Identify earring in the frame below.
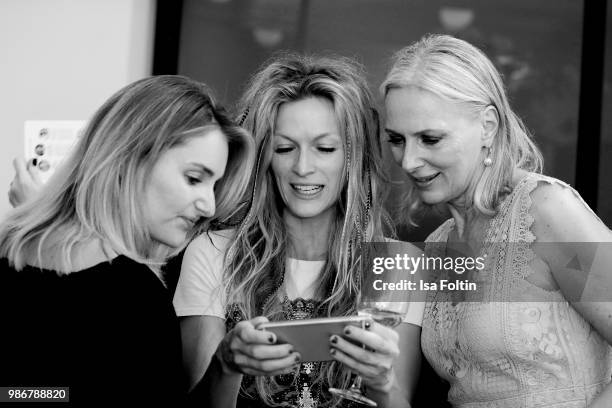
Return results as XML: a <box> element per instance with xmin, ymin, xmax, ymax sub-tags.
<box><xmin>483</xmin><ymin>147</ymin><xmax>493</xmax><ymax>167</ymax></box>
<box><xmin>238</xmin><ymin>107</ymin><xmax>250</xmax><ymax>126</ymax></box>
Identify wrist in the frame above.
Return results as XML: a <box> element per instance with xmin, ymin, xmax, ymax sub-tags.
<box><xmin>364</xmin><ymin>371</ymin><xmax>395</xmax><ymax>397</ymax></box>
<box><xmin>215</xmin><ymin>339</ymin><xmax>243</xmax><ymax>376</ymax></box>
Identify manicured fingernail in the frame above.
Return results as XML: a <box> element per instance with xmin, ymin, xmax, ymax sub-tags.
<box><xmin>330</xmin><ymin>335</ymin><xmax>338</xmax><ymax>344</ymax></box>
<box><xmin>344</xmin><ymin>327</ymin><xmax>351</xmax><ymax>335</ymax></box>
<box><xmin>294</xmin><ymin>354</ymin><xmax>301</xmax><ymax>363</ymax></box>
<box><xmin>330</xmin><ymin>348</ymin><xmax>336</xmax><ymax>356</ymax></box>
<box><xmin>268</xmin><ymin>335</ymin><xmax>275</xmax><ymax>344</ymax></box>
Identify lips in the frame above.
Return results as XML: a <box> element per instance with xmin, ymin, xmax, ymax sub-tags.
<box><xmin>291</xmin><ymin>184</ymin><xmax>324</xmax><ymax>196</ymax></box>
<box><xmin>411</xmin><ymin>173</ymin><xmax>440</xmax><ymax>187</ymax></box>
<box><xmin>179</xmin><ymin>216</ymin><xmax>198</xmax><ymax>229</ymax></box>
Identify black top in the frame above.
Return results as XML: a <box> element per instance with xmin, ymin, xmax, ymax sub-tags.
<box><xmin>0</xmin><ymin>256</ymin><xmax>186</xmax><ymax>405</ymax></box>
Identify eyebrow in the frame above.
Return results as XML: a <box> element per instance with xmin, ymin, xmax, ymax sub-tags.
<box><xmin>188</xmin><ymin>162</ymin><xmax>216</xmax><ymax>178</ymax></box>
<box><xmin>383</xmin><ymin>128</ymin><xmax>403</xmax><ymax>136</ymax></box>
<box><xmin>384</xmin><ymin>128</ymin><xmax>446</xmax><ymax>137</ymax></box>
<box><xmin>274</xmin><ymin>132</ymin><xmax>340</xmax><ymax>143</ymax></box>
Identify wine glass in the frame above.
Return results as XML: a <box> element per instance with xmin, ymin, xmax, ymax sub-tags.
<box><xmin>328</xmin><ymin>251</ymin><xmax>413</xmax><ymax>406</ymax></box>
<box><xmin>328</xmin><ymin>301</ymin><xmax>409</xmax><ymax>406</ymax></box>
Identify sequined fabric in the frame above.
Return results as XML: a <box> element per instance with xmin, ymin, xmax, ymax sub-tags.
<box><xmin>421</xmin><ymin>173</ymin><xmax>612</xmax><ymax>407</ymax></box>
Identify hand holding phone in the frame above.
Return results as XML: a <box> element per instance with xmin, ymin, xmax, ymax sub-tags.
<box><xmin>217</xmin><ymin>316</ymin><xmax>300</xmax><ymax>377</ymax></box>
<box><xmin>257</xmin><ymin>316</ymin><xmax>370</xmax><ymax>362</ymax></box>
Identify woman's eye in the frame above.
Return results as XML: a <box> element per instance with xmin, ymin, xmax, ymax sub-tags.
<box><xmin>421</xmin><ymin>136</ymin><xmax>440</xmax><ymax>145</ymax></box>
<box><xmin>386</xmin><ymin>136</ymin><xmax>405</xmax><ymax>146</ymax></box>
<box><xmin>274</xmin><ymin>146</ymin><xmax>294</xmax><ymax>154</ymax></box>
<box><xmin>185</xmin><ymin>175</ymin><xmax>202</xmax><ymax>185</ymax></box>
<box><xmin>318</xmin><ymin>146</ymin><xmax>337</xmax><ymax>153</ymax></box>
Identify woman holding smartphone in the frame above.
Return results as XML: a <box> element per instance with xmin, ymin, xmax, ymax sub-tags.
<box><xmin>174</xmin><ymin>54</ymin><xmax>423</xmax><ymax>407</ymax></box>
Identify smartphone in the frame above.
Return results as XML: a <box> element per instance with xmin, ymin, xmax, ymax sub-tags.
<box><xmin>257</xmin><ymin>316</ymin><xmax>369</xmax><ymax>362</ymax></box>
<box><xmin>24</xmin><ymin>120</ymin><xmax>86</xmax><ymax>183</ymax></box>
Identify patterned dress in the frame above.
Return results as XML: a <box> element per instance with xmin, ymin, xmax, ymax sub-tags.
<box><xmin>421</xmin><ymin>173</ymin><xmax>612</xmax><ymax>407</ymax></box>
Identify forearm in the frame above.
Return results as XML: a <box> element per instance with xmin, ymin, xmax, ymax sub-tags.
<box><xmin>588</xmin><ymin>382</ymin><xmax>612</xmax><ymax>408</ymax></box>
<box><xmin>188</xmin><ymin>351</ymin><xmax>243</xmax><ymax>407</ymax></box>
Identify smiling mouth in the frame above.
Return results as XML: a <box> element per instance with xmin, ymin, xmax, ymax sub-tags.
<box><xmin>412</xmin><ymin>173</ymin><xmax>440</xmax><ymax>187</ymax></box>
<box><xmin>291</xmin><ymin>184</ymin><xmax>324</xmax><ymax>196</ymax></box>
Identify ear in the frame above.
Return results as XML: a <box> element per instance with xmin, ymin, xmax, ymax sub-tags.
<box><xmin>481</xmin><ymin>105</ymin><xmax>499</xmax><ymax>147</ymax></box>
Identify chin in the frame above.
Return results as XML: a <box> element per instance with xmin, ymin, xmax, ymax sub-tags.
<box><xmin>288</xmin><ymin>205</ymin><xmax>329</xmax><ymax>220</ymax></box>
<box><xmin>152</xmin><ymin>231</ymin><xmax>188</xmax><ymax>249</ymax></box>
<box><xmin>418</xmin><ymin>192</ymin><xmax>447</xmax><ymax>206</ymax></box>
<box><xmin>293</xmin><ymin>210</ymin><xmax>322</xmax><ymax>219</ymax></box>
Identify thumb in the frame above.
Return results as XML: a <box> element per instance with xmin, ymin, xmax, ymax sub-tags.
<box><xmin>12</xmin><ymin>157</ymin><xmax>28</xmax><ymax>179</ymax></box>
<box><xmin>251</xmin><ymin>316</ymin><xmax>270</xmax><ymax>329</ymax></box>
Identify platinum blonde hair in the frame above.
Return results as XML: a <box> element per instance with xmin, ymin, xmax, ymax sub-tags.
<box><xmin>225</xmin><ymin>53</ymin><xmax>390</xmax><ymax>406</ymax></box>
<box><xmin>0</xmin><ymin>75</ymin><xmax>254</xmax><ymax>279</ymax></box>
<box><xmin>381</xmin><ymin>34</ymin><xmax>542</xmax><ymax>223</ymax></box>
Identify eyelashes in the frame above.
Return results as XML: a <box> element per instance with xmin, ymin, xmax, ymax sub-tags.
<box><xmin>274</xmin><ymin>146</ymin><xmax>338</xmax><ymax>154</ymax></box>
<box><xmin>421</xmin><ymin>136</ymin><xmax>441</xmax><ymax>145</ymax></box>
<box><xmin>386</xmin><ymin>136</ymin><xmax>405</xmax><ymax>146</ymax></box>
<box><xmin>186</xmin><ymin>176</ymin><xmax>201</xmax><ymax>185</ymax></box>
<box><xmin>274</xmin><ymin>147</ymin><xmax>293</xmax><ymax>154</ymax></box>
<box><xmin>385</xmin><ymin>135</ymin><xmax>441</xmax><ymax>146</ymax></box>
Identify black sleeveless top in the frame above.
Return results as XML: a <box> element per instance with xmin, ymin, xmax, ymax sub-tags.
<box><xmin>0</xmin><ymin>256</ymin><xmax>186</xmax><ymax>405</ymax></box>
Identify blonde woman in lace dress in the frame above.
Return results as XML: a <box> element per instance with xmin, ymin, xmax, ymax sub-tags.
<box><xmin>174</xmin><ymin>54</ymin><xmax>424</xmax><ymax>407</ymax></box>
<box><xmin>381</xmin><ymin>34</ymin><xmax>612</xmax><ymax>407</ymax></box>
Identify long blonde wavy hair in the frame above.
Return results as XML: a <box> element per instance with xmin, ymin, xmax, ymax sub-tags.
<box><xmin>381</xmin><ymin>34</ymin><xmax>543</xmax><ymax>225</ymax></box>
<box><xmin>223</xmin><ymin>54</ymin><xmax>391</xmax><ymax>406</ymax></box>
<box><xmin>0</xmin><ymin>75</ymin><xmax>254</xmax><ymax>279</ymax></box>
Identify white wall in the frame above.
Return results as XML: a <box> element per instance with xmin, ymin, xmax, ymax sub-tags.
<box><xmin>0</xmin><ymin>0</ymin><xmax>156</xmax><ymax>218</ymax></box>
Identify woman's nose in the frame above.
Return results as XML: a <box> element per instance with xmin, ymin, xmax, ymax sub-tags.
<box><xmin>401</xmin><ymin>140</ymin><xmax>425</xmax><ymax>174</ymax></box>
<box><xmin>293</xmin><ymin>150</ymin><xmax>315</xmax><ymax>176</ymax></box>
<box><xmin>195</xmin><ymin>186</ymin><xmax>215</xmax><ymax>218</ymax></box>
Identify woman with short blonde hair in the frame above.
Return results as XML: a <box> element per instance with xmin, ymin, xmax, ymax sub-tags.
<box><xmin>382</xmin><ymin>34</ymin><xmax>612</xmax><ymax>407</ymax></box>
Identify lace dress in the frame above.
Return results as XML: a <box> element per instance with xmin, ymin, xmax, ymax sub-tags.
<box><xmin>421</xmin><ymin>173</ymin><xmax>612</xmax><ymax>407</ymax></box>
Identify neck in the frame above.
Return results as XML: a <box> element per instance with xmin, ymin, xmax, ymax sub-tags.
<box><xmin>27</xmin><ymin>229</ymin><xmax>118</xmax><ymax>272</ymax></box>
<box><xmin>447</xmin><ymin>203</ymin><xmax>473</xmax><ymax>239</ymax></box>
<box><xmin>448</xmin><ymin>168</ymin><xmax>526</xmax><ymax>239</ymax></box>
<box><xmin>445</xmin><ymin>165</ymin><xmax>486</xmax><ymax>238</ymax></box>
<box><xmin>283</xmin><ymin>209</ymin><xmax>336</xmax><ymax>261</ymax></box>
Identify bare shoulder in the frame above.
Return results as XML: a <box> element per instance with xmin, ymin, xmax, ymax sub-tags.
<box><xmin>529</xmin><ymin>179</ymin><xmax>611</xmax><ymax>242</ymax></box>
